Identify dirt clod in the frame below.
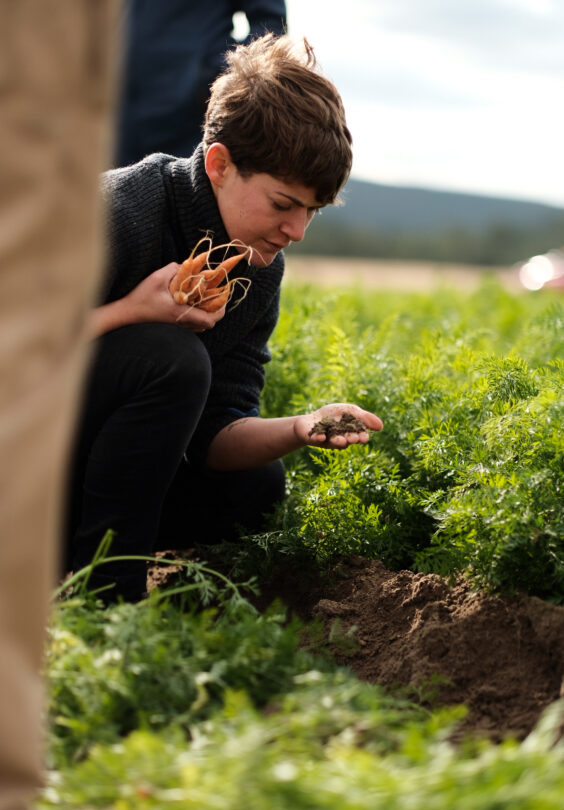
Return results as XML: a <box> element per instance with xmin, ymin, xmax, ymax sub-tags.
<box><xmin>309</xmin><ymin>411</ymin><xmax>368</xmax><ymax>438</ymax></box>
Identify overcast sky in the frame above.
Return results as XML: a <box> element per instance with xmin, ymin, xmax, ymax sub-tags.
<box><xmin>283</xmin><ymin>0</ymin><xmax>564</xmax><ymax>207</ymax></box>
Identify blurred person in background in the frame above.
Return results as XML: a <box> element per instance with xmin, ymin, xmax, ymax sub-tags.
<box><xmin>0</xmin><ymin>2</ymin><xmax>119</xmax><ymax>807</ymax></box>
<box><xmin>114</xmin><ymin>0</ymin><xmax>287</xmax><ymax>166</ymax></box>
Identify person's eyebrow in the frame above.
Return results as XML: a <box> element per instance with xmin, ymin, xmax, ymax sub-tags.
<box><xmin>276</xmin><ymin>191</ymin><xmax>322</xmax><ymax>209</ymax></box>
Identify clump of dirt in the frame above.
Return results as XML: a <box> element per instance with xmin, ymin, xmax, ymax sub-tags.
<box><xmin>312</xmin><ymin>557</ymin><xmax>564</xmax><ymax>742</ymax></box>
<box><xmin>309</xmin><ymin>411</ymin><xmax>368</xmax><ymax>438</ymax></box>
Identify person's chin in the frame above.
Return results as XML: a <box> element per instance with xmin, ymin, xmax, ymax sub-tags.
<box><xmin>250</xmin><ymin>243</ymin><xmax>281</xmax><ymax>267</ymax></box>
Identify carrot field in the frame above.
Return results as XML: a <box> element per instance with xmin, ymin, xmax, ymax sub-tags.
<box><xmin>39</xmin><ymin>267</ymin><xmax>564</xmax><ymax>809</ymax></box>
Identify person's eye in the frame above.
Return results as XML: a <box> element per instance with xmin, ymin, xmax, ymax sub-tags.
<box><xmin>272</xmin><ymin>201</ymin><xmax>290</xmax><ymax>211</ymax></box>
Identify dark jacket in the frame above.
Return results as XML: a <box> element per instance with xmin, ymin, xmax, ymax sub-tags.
<box><xmin>100</xmin><ymin>144</ymin><xmax>285</xmax><ymax>461</ymax></box>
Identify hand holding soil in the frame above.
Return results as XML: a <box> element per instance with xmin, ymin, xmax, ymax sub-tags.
<box><xmin>296</xmin><ymin>404</ymin><xmax>383</xmax><ymax>449</ymax></box>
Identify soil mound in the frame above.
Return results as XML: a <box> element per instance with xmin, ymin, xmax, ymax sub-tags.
<box><xmin>312</xmin><ymin>557</ymin><xmax>564</xmax><ymax>742</ymax></box>
<box><xmin>148</xmin><ymin>552</ymin><xmax>564</xmax><ymax>742</ymax></box>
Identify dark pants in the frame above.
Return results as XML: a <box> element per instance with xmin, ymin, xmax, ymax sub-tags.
<box><xmin>64</xmin><ymin>323</ymin><xmax>285</xmax><ymax>601</ymax></box>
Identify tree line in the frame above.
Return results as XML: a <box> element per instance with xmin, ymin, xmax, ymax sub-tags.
<box><xmin>288</xmin><ymin>215</ymin><xmax>564</xmax><ymax>266</ymax></box>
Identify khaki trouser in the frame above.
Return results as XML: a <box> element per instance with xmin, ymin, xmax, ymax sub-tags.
<box><xmin>0</xmin><ymin>2</ymin><xmax>119</xmax><ymax>807</ymax></box>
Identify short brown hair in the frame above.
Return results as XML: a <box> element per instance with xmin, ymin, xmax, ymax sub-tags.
<box><xmin>203</xmin><ymin>35</ymin><xmax>352</xmax><ymax>205</ymax></box>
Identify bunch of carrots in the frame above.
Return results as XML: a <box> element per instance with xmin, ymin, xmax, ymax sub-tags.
<box><xmin>169</xmin><ymin>238</ymin><xmax>251</xmax><ymax>312</ymax></box>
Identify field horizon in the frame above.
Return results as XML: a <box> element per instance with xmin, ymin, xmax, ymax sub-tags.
<box><xmin>284</xmin><ymin>254</ymin><xmax>522</xmax><ymax>293</ymax></box>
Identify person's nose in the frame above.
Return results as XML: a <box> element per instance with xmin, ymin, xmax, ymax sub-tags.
<box><xmin>280</xmin><ymin>209</ymin><xmax>311</xmax><ymax>243</ymax></box>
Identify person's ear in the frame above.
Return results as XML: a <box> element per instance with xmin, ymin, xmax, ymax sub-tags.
<box><xmin>205</xmin><ymin>143</ymin><xmax>233</xmax><ymax>188</ymax></box>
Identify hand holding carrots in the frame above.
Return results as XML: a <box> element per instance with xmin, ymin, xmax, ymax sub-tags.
<box><xmin>105</xmin><ymin>237</ymin><xmax>252</xmax><ymax>338</ymax></box>
<box><xmin>119</xmin><ymin>264</ymin><xmax>225</xmax><ymax>332</ymax></box>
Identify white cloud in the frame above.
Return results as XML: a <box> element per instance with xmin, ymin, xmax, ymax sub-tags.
<box><xmin>285</xmin><ymin>0</ymin><xmax>564</xmax><ymax>206</ymax></box>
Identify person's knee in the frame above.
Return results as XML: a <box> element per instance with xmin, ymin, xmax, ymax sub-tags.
<box><xmin>168</xmin><ymin>334</ymin><xmax>211</xmax><ymax>408</ymax></box>
<box><xmin>146</xmin><ymin>324</ymin><xmax>211</xmax><ymax>396</ymax></box>
<box><xmin>105</xmin><ymin>323</ymin><xmax>212</xmax><ymax>405</ymax></box>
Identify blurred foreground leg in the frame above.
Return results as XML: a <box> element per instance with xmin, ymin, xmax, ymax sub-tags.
<box><xmin>0</xmin><ymin>1</ymin><xmax>119</xmax><ymax>807</ymax></box>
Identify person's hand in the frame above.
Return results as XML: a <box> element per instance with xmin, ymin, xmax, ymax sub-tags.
<box><xmin>122</xmin><ymin>263</ymin><xmax>226</xmax><ymax>332</ymax></box>
<box><xmin>294</xmin><ymin>403</ymin><xmax>383</xmax><ymax>449</ymax></box>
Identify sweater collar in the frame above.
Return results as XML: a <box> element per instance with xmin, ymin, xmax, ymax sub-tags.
<box><xmin>166</xmin><ymin>143</ymin><xmax>231</xmax><ymax>260</ymax></box>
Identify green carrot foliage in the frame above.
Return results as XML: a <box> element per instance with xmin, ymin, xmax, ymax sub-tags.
<box><xmin>263</xmin><ymin>281</ymin><xmax>563</xmax><ymax>601</ymax></box>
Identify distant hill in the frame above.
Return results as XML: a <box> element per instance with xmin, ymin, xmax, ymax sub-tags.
<box><xmin>331</xmin><ymin>179</ymin><xmax>563</xmax><ymax>233</ymax></box>
<box><xmin>288</xmin><ymin>178</ymin><xmax>564</xmax><ymax>266</ymax></box>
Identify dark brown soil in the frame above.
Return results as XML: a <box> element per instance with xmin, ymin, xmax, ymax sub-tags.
<box><xmin>309</xmin><ymin>411</ymin><xmax>368</xmax><ymax>438</ymax></box>
<box><xmin>311</xmin><ymin>557</ymin><xmax>564</xmax><ymax>742</ymax></box>
<box><xmin>148</xmin><ymin>554</ymin><xmax>564</xmax><ymax>743</ymax></box>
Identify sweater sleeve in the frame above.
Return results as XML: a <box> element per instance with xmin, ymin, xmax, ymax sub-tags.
<box><xmin>186</xmin><ymin>284</ymin><xmax>280</xmax><ymax>465</ymax></box>
<box><xmin>98</xmin><ymin>155</ymin><xmax>174</xmax><ymax>304</ymax></box>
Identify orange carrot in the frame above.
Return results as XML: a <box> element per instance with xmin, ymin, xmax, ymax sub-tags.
<box><xmin>198</xmin><ymin>286</ymin><xmax>231</xmax><ymax>312</ymax></box>
<box><xmin>169</xmin><ymin>250</ymin><xmax>209</xmax><ymax>298</ymax></box>
<box><xmin>174</xmin><ymin>274</ymin><xmax>207</xmax><ymax>305</ymax></box>
<box><xmin>170</xmin><ymin>240</ymin><xmax>251</xmax><ymax>309</ymax></box>
<box><xmin>201</xmin><ymin>266</ymin><xmax>229</xmax><ymax>289</ymax></box>
<box><xmin>212</xmin><ymin>250</ymin><xmax>249</xmax><ymax>277</ymax></box>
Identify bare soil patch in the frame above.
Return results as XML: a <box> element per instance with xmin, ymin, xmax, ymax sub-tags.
<box><xmin>148</xmin><ymin>553</ymin><xmax>564</xmax><ymax>743</ymax></box>
<box><xmin>312</xmin><ymin>557</ymin><xmax>564</xmax><ymax>743</ymax></box>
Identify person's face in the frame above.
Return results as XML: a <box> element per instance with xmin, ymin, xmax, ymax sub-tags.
<box><xmin>205</xmin><ymin>143</ymin><xmax>324</xmax><ymax>267</ymax></box>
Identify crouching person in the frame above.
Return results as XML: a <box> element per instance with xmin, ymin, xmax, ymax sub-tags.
<box><xmin>65</xmin><ymin>34</ymin><xmax>383</xmax><ymax>601</ymax></box>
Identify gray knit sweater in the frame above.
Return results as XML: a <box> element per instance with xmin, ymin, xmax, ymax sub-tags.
<box><xmin>99</xmin><ymin>144</ymin><xmax>285</xmax><ymax>463</ymax></box>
